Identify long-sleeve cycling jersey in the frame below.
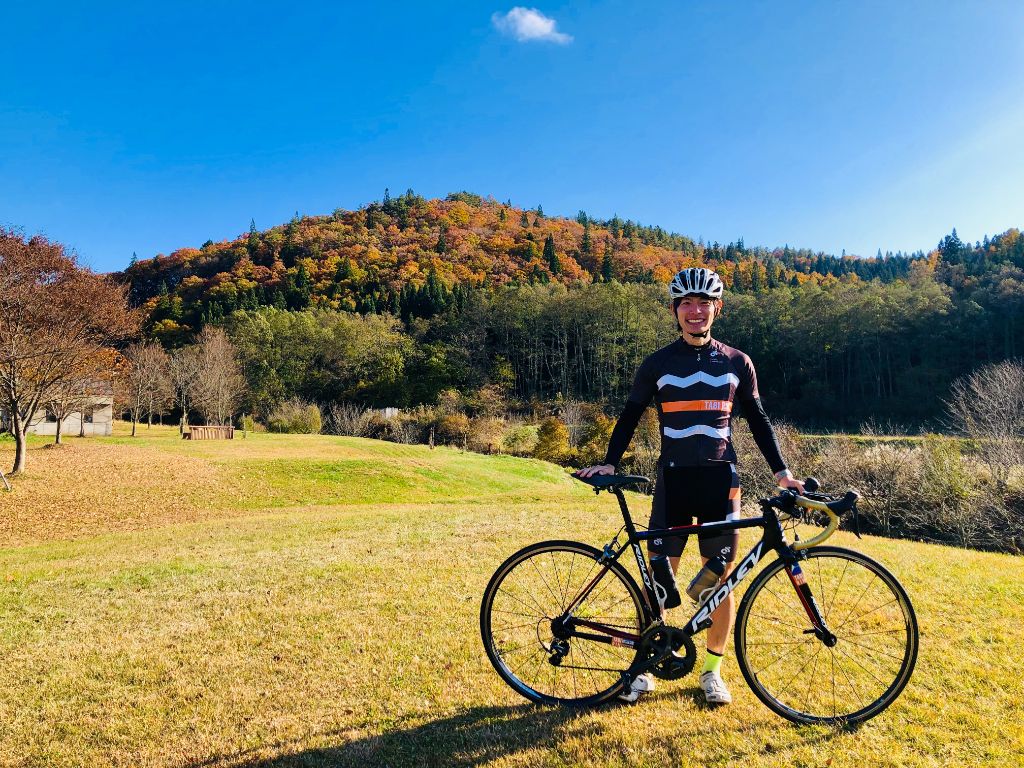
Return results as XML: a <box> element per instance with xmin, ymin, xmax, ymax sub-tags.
<box><xmin>603</xmin><ymin>337</ymin><xmax>787</xmax><ymax>474</ymax></box>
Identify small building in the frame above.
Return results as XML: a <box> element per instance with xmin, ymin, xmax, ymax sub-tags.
<box><xmin>0</xmin><ymin>382</ymin><xmax>114</xmax><ymax>437</ymax></box>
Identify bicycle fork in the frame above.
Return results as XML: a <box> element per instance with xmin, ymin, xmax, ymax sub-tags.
<box><xmin>785</xmin><ymin>560</ymin><xmax>838</xmax><ymax>647</ymax></box>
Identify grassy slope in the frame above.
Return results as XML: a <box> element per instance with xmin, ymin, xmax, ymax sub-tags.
<box><xmin>0</xmin><ymin>426</ymin><xmax>1021</xmax><ymax>767</ymax></box>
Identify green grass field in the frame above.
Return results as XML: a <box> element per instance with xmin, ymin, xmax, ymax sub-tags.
<box><xmin>0</xmin><ymin>425</ymin><xmax>1021</xmax><ymax>767</ymax></box>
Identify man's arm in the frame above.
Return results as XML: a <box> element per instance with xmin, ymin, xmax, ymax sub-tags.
<box><xmin>602</xmin><ymin>400</ymin><xmax>647</xmax><ymax>468</ymax></box>
<box><xmin>737</xmin><ymin>395</ymin><xmax>787</xmax><ymax>475</ymax></box>
<box><xmin>578</xmin><ymin>357</ymin><xmax>657</xmax><ymax>476</ymax></box>
<box><xmin>735</xmin><ymin>353</ymin><xmax>802</xmax><ymax>490</ymax></box>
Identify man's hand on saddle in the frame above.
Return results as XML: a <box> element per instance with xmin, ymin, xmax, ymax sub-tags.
<box><xmin>576</xmin><ymin>464</ymin><xmax>615</xmax><ymax>479</ymax></box>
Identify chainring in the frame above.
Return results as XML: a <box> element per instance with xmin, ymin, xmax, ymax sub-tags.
<box><xmin>638</xmin><ymin>624</ymin><xmax>696</xmax><ymax>681</ymax></box>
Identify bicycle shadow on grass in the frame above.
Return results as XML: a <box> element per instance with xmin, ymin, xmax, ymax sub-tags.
<box><xmin>191</xmin><ymin>697</ymin><xmax>850</xmax><ymax>768</ymax></box>
<box><xmin>191</xmin><ymin>703</ymin><xmax>581</xmax><ymax>768</ymax></box>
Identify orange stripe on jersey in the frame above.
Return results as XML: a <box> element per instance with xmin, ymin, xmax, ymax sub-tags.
<box><xmin>728</xmin><ymin>487</ymin><xmax>741</xmax><ymax>500</ymax></box>
<box><xmin>661</xmin><ymin>400</ymin><xmax>733</xmax><ymax>413</ymax></box>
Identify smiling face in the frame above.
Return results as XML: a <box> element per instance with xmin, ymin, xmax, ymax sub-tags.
<box><xmin>675</xmin><ymin>295</ymin><xmax>721</xmax><ymax>344</ymax></box>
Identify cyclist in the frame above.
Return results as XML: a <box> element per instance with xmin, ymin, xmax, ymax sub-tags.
<box><xmin>578</xmin><ymin>266</ymin><xmax>803</xmax><ymax>706</ymax></box>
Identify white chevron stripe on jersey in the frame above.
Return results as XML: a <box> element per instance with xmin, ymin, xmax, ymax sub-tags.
<box><xmin>656</xmin><ymin>372</ymin><xmax>739</xmax><ymax>390</ymax></box>
<box><xmin>663</xmin><ymin>425</ymin><xmax>731</xmax><ymax>440</ymax></box>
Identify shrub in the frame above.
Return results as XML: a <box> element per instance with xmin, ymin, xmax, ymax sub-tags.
<box><xmin>575</xmin><ymin>414</ymin><xmax>614</xmax><ymax>467</ymax></box>
<box><xmin>464</xmin><ymin>384</ymin><xmax>510</xmax><ymax>418</ymax></box>
<box><xmin>534</xmin><ymin>417</ymin><xmax>572</xmax><ymax>464</ymax></box>
<box><xmin>325</xmin><ymin>402</ymin><xmax>368</xmax><ymax>436</ymax></box>
<box><xmin>468</xmin><ymin>417</ymin><xmax>505</xmax><ymax>454</ymax></box>
<box><xmin>434</xmin><ymin>413</ymin><xmax>471</xmax><ymax>445</ymax></box>
<box><xmin>267</xmin><ymin>399</ymin><xmax>322</xmax><ymax>434</ymax></box>
<box><xmin>361</xmin><ymin>411</ymin><xmax>421</xmax><ymax>444</ymax></box>
<box><xmin>502</xmin><ymin>423</ymin><xmax>539</xmax><ymax>456</ymax></box>
<box><xmin>239</xmin><ymin>414</ymin><xmax>266</xmax><ymax>433</ymax></box>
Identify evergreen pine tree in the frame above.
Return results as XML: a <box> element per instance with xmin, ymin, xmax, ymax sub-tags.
<box><xmin>544</xmin><ymin>235</ymin><xmax>560</xmax><ymax>274</ymax></box>
<box><xmin>248</xmin><ymin>218</ymin><xmax>260</xmax><ymax>255</ymax></box>
<box><xmin>520</xmin><ymin>210</ymin><xmax>530</xmax><ymax>227</ymax></box>
<box><xmin>601</xmin><ymin>241</ymin><xmax>614</xmax><ymax>282</ymax></box>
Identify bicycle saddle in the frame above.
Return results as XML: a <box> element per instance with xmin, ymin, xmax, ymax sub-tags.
<box><xmin>573</xmin><ymin>473</ymin><xmax>651</xmax><ymax>491</ymax></box>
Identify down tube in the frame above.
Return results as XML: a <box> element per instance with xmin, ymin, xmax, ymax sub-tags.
<box><xmin>686</xmin><ymin>541</ymin><xmax>765</xmax><ymax>634</ymax></box>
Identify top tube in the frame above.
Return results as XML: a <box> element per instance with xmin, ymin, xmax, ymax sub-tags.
<box><xmin>573</xmin><ymin>472</ymin><xmax>858</xmax><ymax>550</ymax></box>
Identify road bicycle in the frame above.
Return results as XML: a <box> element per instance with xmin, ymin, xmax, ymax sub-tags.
<box><xmin>480</xmin><ymin>474</ymin><xmax>918</xmax><ymax>725</ymax></box>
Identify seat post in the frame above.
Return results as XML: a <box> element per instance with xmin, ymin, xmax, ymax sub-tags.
<box><xmin>613</xmin><ymin>488</ymin><xmax>640</xmax><ymax>540</ymax></box>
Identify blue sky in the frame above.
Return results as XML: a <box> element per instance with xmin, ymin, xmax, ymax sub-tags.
<box><xmin>3</xmin><ymin>1</ymin><xmax>1022</xmax><ymax>272</ymax></box>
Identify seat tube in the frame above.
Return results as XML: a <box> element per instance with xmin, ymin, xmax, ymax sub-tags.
<box><xmin>614</xmin><ymin>488</ymin><xmax>640</xmax><ymax>538</ymax></box>
<box><xmin>614</xmin><ymin>488</ymin><xmax>656</xmax><ymax>614</ymax></box>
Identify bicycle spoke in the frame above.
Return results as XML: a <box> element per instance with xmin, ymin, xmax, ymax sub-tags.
<box><xmin>833</xmin><ymin>596</ymin><xmax>899</xmax><ymax>634</ymax></box>
<box><xmin>492</xmin><ymin>619</ymin><xmax>541</xmax><ymax>633</ymax></box>
<box><xmin>833</xmin><ymin>643</ymin><xmax>889</xmax><ymax>688</ymax></box>
<box><xmin>831</xmin><ymin>646</ymin><xmax>866</xmax><ymax>706</ymax></box>
<box><xmin>497</xmin><ymin>584</ymin><xmax>551</xmax><ymax>620</ymax></box>
<box><xmin>831</xmin><ymin>574</ymin><xmax>879</xmax><ymax>635</ymax></box>
<box><xmin>748</xmin><ymin>611</ymin><xmax>809</xmax><ymax>632</ymax></box>
<box><xmin>549</xmin><ymin>551</ymin><xmax>567</xmax><ymax>607</ymax></box>
<box><xmin>750</xmin><ymin>635</ymin><xmax>815</xmax><ymax>676</ymax></box>
<box><xmin>844</xmin><ymin>627</ymin><xmax>906</xmax><ymax>638</ymax></box>
<box><xmin>530</xmin><ymin>556</ymin><xmax>565</xmax><ymax>610</ymax></box>
<box><xmin>823</xmin><ymin>558</ymin><xmax>850</xmax><ymax>624</ymax></box>
<box><xmin>801</xmin><ymin>642</ymin><xmax>824</xmax><ymax>708</ymax></box>
<box><xmin>490</xmin><ymin>607</ymin><xmax>543</xmax><ymax>619</ymax></box>
<box><xmin>839</xmin><ymin>635</ymin><xmax>907</xmax><ymax>662</ymax></box>
<box><xmin>774</xmin><ymin>643</ymin><xmax>823</xmax><ymax>699</ymax></box>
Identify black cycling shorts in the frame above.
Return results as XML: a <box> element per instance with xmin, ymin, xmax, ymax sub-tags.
<box><xmin>647</xmin><ymin>463</ymin><xmax>741</xmax><ymax>562</ymax></box>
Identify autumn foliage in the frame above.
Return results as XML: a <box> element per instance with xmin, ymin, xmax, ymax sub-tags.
<box><xmin>121</xmin><ymin>191</ymin><xmax>941</xmax><ymax>344</ymax></box>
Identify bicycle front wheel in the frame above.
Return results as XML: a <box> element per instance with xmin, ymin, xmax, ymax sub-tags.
<box><xmin>735</xmin><ymin>546</ymin><xmax>918</xmax><ymax>725</ymax></box>
<box><xmin>480</xmin><ymin>540</ymin><xmax>648</xmax><ymax>706</ymax></box>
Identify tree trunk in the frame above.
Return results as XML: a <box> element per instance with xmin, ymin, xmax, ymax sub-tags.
<box><xmin>11</xmin><ymin>414</ymin><xmax>27</xmax><ymax>474</ymax></box>
<box><xmin>55</xmin><ymin>417</ymin><xmax>63</xmax><ymax>445</ymax></box>
<box><xmin>131</xmin><ymin>417</ymin><xmax>137</xmax><ymax>437</ymax></box>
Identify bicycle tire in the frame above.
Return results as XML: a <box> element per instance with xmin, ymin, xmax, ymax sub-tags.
<box><xmin>734</xmin><ymin>546</ymin><xmax>918</xmax><ymax>725</ymax></box>
<box><xmin>480</xmin><ymin>540</ymin><xmax>649</xmax><ymax>706</ymax></box>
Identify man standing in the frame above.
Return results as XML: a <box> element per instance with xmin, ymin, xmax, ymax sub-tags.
<box><xmin>578</xmin><ymin>267</ymin><xmax>803</xmax><ymax>705</ymax></box>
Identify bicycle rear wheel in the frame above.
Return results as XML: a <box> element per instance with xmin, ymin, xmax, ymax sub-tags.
<box><xmin>735</xmin><ymin>546</ymin><xmax>918</xmax><ymax>725</ymax></box>
<box><xmin>480</xmin><ymin>540</ymin><xmax>648</xmax><ymax>706</ymax></box>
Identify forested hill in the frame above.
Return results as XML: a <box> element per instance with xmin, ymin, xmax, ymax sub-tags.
<box><xmin>122</xmin><ymin>190</ymin><xmax>929</xmax><ymax>338</ymax></box>
<box><xmin>120</xmin><ymin>191</ymin><xmax>1024</xmax><ymax>427</ymax></box>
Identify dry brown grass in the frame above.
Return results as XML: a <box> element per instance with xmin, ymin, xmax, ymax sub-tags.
<box><xmin>0</xmin><ymin>424</ymin><xmax>1021</xmax><ymax>767</ymax></box>
<box><xmin>0</xmin><ymin>427</ymin><xmax>244</xmax><ymax>545</ymax></box>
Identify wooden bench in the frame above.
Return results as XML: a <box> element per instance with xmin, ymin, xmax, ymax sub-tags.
<box><xmin>183</xmin><ymin>425</ymin><xmax>234</xmax><ymax>440</ymax></box>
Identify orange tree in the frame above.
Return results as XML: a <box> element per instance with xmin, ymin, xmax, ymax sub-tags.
<box><xmin>0</xmin><ymin>229</ymin><xmax>137</xmax><ymax>474</ymax></box>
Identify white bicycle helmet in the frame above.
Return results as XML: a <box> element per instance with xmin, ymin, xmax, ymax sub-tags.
<box><xmin>668</xmin><ymin>267</ymin><xmax>724</xmax><ymax>299</ymax></box>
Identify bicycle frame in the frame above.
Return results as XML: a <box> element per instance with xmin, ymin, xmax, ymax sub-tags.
<box><xmin>558</xmin><ymin>487</ymin><xmax>835</xmax><ymax>652</ymax></box>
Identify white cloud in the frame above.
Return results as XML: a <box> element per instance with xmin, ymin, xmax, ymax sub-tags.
<box><xmin>492</xmin><ymin>7</ymin><xmax>573</xmax><ymax>44</ymax></box>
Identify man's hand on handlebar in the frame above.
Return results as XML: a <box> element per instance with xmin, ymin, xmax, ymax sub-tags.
<box><xmin>775</xmin><ymin>470</ymin><xmax>805</xmax><ymax>494</ymax></box>
<box><xmin>576</xmin><ymin>464</ymin><xmax>614</xmax><ymax>479</ymax></box>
